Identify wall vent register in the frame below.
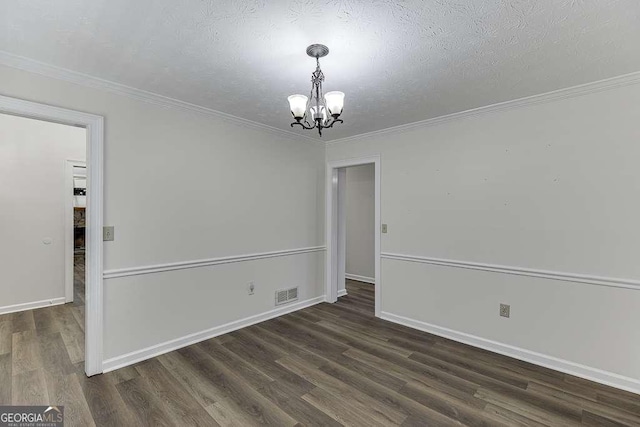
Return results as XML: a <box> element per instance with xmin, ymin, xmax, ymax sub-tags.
<box><xmin>275</xmin><ymin>287</ymin><xmax>299</xmax><ymax>306</ymax></box>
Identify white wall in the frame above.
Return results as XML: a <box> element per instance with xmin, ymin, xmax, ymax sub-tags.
<box><xmin>345</xmin><ymin>164</ymin><xmax>375</xmax><ymax>281</ymax></box>
<box><xmin>0</xmin><ymin>113</ymin><xmax>85</xmax><ymax>311</ymax></box>
<box><xmin>327</xmin><ymin>82</ymin><xmax>640</xmax><ymax>390</ymax></box>
<box><xmin>0</xmin><ymin>64</ymin><xmax>325</xmax><ymax>362</ymax></box>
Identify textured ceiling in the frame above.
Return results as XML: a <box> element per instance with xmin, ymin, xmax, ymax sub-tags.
<box><xmin>1</xmin><ymin>0</ymin><xmax>640</xmax><ymax>140</ymax></box>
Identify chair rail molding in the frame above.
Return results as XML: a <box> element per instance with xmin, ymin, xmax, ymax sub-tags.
<box><xmin>103</xmin><ymin>246</ymin><xmax>326</xmax><ymax>279</ymax></box>
<box><xmin>382</xmin><ymin>252</ymin><xmax>640</xmax><ymax>291</ymax></box>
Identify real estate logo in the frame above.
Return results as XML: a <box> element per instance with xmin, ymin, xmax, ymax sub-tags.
<box><xmin>0</xmin><ymin>406</ymin><xmax>64</xmax><ymax>427</ymax></box>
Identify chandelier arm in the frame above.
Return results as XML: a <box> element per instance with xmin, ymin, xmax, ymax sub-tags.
<box><xmin>324</xmin><ymin>118</ymin><xmax>344</xmax><ymax>129</ymax></box>
<box><xmin>290</xmin><ymin>121</ymin><xmax>316</xmax><ymax>130</ymax></box>
<box><xmin>304</xmin><ymin>117</ymin><xmax>317</xmax><ymax>128</ymax></box>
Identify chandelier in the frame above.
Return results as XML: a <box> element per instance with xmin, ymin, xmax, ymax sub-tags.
<box><xmin>288</xmin><ymin>44</ymin><xmax>345</xmax><ymax>137</ymax></box>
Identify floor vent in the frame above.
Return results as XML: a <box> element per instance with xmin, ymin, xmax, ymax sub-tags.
<box><xmin>275</xmin><ymin>287</ymin><xmax>299</xmax><ymax>306</ymax></box>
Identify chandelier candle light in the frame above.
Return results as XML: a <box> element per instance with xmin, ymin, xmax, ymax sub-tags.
<box><xmin>288</xmin><ymin>44</ymin><xmax>345</xmax><ymax>136</ymax></box>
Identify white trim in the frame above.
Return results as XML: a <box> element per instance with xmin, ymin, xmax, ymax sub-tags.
<box><xmin>103</xmin><ymin>246</ymin><xmax>326</xmax><ymax>279</ymax></box>
<box><xmin>326</xmin><ymin>167</ymin><xmax>339</xmax><ymax>305</ymax></box>
<box><xmin>345</xmin><ymin>273</ymin><xmax>375</xmax><ymax>284</ymax></box>
<box><xmin>326</xmin><ymin>155</ymin><xmax>381</xmax><ymax>317</ymax></box>
<box><xmin>337</xmin><ymin>168</ymin><xmax>347</xmax><ymax>297</ymax></box>
<box><xmin>103</xmin><ymin>295</ymin><xmax>325</xmax><ymax>372</ymax></box>
<box><xmin>328</xmin><ymin>71</ymin><xmax>640</xmax><ymax>145</ymax></box>
<box><xmin>65</xmin><ymin>159</ymin><xmax>86</xmax><ymax>303</ymax></box>
<box><xmin>382</xmin><ymin>252</ymin><xmax>640</xmax><ymax>291</ymax></box>
<box><xmin>0</xmin><ymin>95</ymin><xmax>105</xmax><ymax>377</ymax></box>
<box><xmin>4</xmin><ymin>51</ymin><xmax>640</xmax><ymax>147</ymax></box>
<box><xmin>381</xmin><ymin>311</ymin><xmax>640</xmax><ymax>396</ymax></box>
<box><xmin>0</xmin><ymin>298</ymin><xmax>66</xmax><ymax>316</ymax></box>
<box><xmin>337</xmin><ymin>289</ymin><xmax>348</xmax><ymax>297</ymax></box>
<box><xmin>0</xmin><ymin>50</ymin><xmax>320</xmax><ymax>145</ymax></box>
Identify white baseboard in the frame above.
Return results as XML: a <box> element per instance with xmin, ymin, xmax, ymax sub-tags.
<box><xmin>381</xmin><ymin>311</ymin><xmax>640</xmax><ymax>396</ymax></box>
<box><xmin>102</xmin><ymin>295</ymin><xmax>326</xmax><ymax>373</ymax></box>
<box><xmin>0</xmin><ymin>297</ymin><xmax>66</xmax><ymax>316</ymax></box>
<box><xmin>337</xmin><ymin>289</ymin><xmax>348</xmax><ymax>297</ymax></box>
<box><xmin>345</xmin><ymin>273</ymin><xmax>375</xmax><ymax>284</ymax></box>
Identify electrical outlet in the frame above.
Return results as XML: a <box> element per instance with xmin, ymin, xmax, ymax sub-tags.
<box><xmin>381</xmin><ymin>224</ymin><xmax>388</xmax><ymax>233</ymax></box>
<box><xmin>247</xmin><ymin>281</ymin><xmax>255</xmax><ymax>295</ymax></box>
<box><xmin>500</xmin><ymin>303</ymin><xmax>510</xmax><ymax>318</ymax></box>
<box><xmin>103</xmin><ymin>226</ymin><xmax>114</xmax><ymax>241</ymax></box>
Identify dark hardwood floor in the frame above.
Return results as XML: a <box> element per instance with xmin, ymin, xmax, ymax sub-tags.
<box><xmin>1</xmin><ymin>273</ymin><xmax>639</xmax><ymax>426</ymax></box>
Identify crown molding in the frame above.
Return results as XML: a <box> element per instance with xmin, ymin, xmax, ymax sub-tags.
<box><xmin>0</xmin><ymin>50</ymin><xmax>321</xmax><ymax>144</ymax></box>
<box><xmin>4</xmin><ymin>50</ymin><xmax>639</xmax><ymax>146</ymax></box>
<box><xmin>328</xmin><ymin>70</ymin><xmax>640</xmax><ymax>145</ymax></box>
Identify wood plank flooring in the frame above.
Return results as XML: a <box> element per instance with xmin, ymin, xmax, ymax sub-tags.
<box><xmin>1</xmin><ymin>270</ymin><xmax>639</xmax><ymax>426</ymax></box>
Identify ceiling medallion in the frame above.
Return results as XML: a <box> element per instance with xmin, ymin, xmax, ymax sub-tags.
<box><xmin>288</xmin><ymin>44</ymin><xmax>345</xmax><ymax>137</ymax></box>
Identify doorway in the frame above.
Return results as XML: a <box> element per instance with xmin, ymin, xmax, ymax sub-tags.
<box><xmin>0</xmin><ymin>95</ymin><xmax>104</xmax><ymax>376</ymax></box>
<box><xmin>325</xmin><ymin>155</ymin><xmax>381</xmax><ymax>317</ymax></box>
<box><xmin>66</xmin><ymin>160</ymin><xmax>87</xmax><ymax>304</ymax></box>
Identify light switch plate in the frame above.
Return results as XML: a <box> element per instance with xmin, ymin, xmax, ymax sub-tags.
<box><xmin>103</xmin><ymin>226</ymin><xmax>115</xmax><ymax>241</ymax></box>
<box><xmin>381</xmin><ymin>224</ymin><xmax>388</xmax><ymax>233</ymax></box>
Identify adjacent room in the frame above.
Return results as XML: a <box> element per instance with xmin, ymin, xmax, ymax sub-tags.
<box><xmin>1</xmin><ymin>1</ymin><xmax>639</xmax><ymax>425</ymax></box>
<box><xmin>338</xmin><ymin>163</ymin><xmax>376</xmax><ymax>311</ymax></box>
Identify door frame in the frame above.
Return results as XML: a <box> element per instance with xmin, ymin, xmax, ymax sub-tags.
<box><xmin>325</xmin><ymin>155</ymin><xmax>381</xmax><ymax>317</ymax></box>
<box><xmin>0</xmin><ymin>95</ymin><xmax>104</xmax><ymax>376</ymax></box>
<box><xmin>65</xmin><ymin>159</ymin><xmax>87</xmax><ymax>303</ymax></box>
